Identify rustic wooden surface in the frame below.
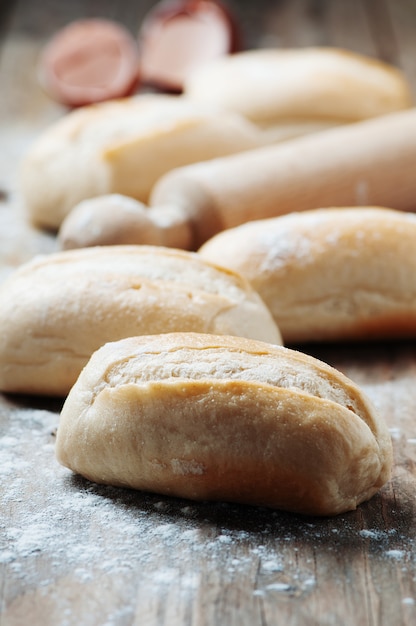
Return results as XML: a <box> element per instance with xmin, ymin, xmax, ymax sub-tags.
<box><xmin>2</xmin><ymin>1</ymin><xmax>416</xmax><ymax>624</ymax></box>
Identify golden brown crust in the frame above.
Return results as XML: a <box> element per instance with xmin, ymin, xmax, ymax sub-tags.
<box><xmin>55</xmin><ymin>332</ymin><xmax>393</xmax><ymax>516</ymax></box>
<box><xmin>0</xmin><ymin>246</ymin><xmax>281</xmax><ymax>396</ymax></box>
<box><xmin>199</xmin><ymin>206</ymin><xmax>416</xmax><ymax>342</ymax></box>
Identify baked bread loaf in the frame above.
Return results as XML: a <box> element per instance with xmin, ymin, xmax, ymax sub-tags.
<box><xmin>55</xmin><ymin>332</ymin><xmax>393</xmax><ymax>516</ymax></box>
<box><xmin>21</xmin><ymin>93</ymin><xmax>265</xmax><ymax>230</ymax></box>
<box><xmin>184</xmin><ymin>47</ymin><xmax>413</xmax><ymax>140</ymax></box>
<box><xmin>199</xmin><ymin>206</ymin><xmax>416</xmax><ymax>343</ymax></box>
<box><xmin>0</xmin><ymin>245</ymin><xmax>281</xmax><ymax>396</ymax></box>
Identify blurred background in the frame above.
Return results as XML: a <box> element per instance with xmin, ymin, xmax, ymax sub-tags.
<box><xmin>1</xmin><ymin>0</ymin><xmax>416</xmax><ymax>269</ymax></box>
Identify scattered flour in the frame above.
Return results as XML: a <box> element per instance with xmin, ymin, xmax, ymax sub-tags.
<box><xmin>385</xmin><ymin>549</ymin><xmax>406</xmax><ymax>561</ymax></box>
<box><xmin>1</xmin><ymin>400</ymin><xmax>416</xmax><ymax>620</ymax></box>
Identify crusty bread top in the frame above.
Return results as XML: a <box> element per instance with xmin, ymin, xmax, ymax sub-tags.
<box><xmin>199</xmin><ymin>206</ymin><xmax>416</xmax><ymax>293</ymax></box>
<box><xmin>199</xmin><ymin>206</ymin><xmax>416</xmax><ymax>341</ymax></box>
<box><xmin>23</xmin><ymin>93</ymin><xmax>262</xmax><ymax>161</ymax></box>
<box><xmin>8</xmin><ymin>243</ymin><xmax>265</xmax><ymax>308</ymax></box>
<box><xmin>80</xmin><ymin>332</ymin><xmax>378</xmax><ymax>433</ymax></box>
<box><xmin>0</xmin><ymin>245</ymin><xmax>280</xmax><ymax>345</ymax></box>
<box><xmin>184</xmin><ymin>47</ymin><xmax>413</xmax><ymax>129</ymax></box>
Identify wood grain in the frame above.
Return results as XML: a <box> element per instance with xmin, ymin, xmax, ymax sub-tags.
<box><xmin>2</xmin><ymin>1</ymin><xmax>416</xmax><ymax>625</ymax></box>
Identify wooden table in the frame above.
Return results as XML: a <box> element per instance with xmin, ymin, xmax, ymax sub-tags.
<box><xmin>2</xmin><ymin>1</ymin><xmax>416</xmax><ymax>624</ymax></box>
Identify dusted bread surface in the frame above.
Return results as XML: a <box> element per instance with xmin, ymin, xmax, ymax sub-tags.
<box><xmin>199</xmin><ymin>207</ymin><xmax>416</xmax><ymax>342</ymax></box>
<box><xmin>56</xmin><ymin>332</ymin><xmax>392</xmax><ymax>516</ymax></box>
<box><xmin>0</xmin><ymin>246</ymin><xmax>280</xmax><ymax>396</ymax></box>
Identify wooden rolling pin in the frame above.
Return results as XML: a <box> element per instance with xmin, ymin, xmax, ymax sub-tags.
<box><xmin>59</xmin><ymin>108</ymin><xmax>416</xmax><ymax>250</ymax></box>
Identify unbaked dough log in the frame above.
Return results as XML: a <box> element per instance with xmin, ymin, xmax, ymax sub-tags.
<box><xmin>55</xmin><ymin>332</ymin><xmax>393</xmax><ymax>516</ymax></box>
<box><xmin>199</xmin><ymin>206</ymin><xmax>416</xmax><ymax>342</ymax></box>
<box><xmin>21</xmin><ymin>93</ymin><xmax>265</xmax><ymax>230</ymax></box>
<box><xmin>0</xmin><ymin>245</ymin><xmax>281</xmax><ymax>396</ymax></box>
<box><xmin>184</xmin><ymin>47</ymin><xmax>413</xmax><ymax>140</ymax></box>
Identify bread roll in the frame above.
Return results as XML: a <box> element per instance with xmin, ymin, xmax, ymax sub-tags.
<box><xmin>0</xmin><ymin>245</ymin><xmax>281</xmax><ymax>396</ymax></box>
<box><xmin>55</xmin><ymin>332</ymin><xmax>393</xmax><ymax>516</ymax></box>
<box><xmin>21</xmin><ymin>93</ymin><xmax>265</xmax><ymax>230</ymax></box>
<box><xmin>199</xmin><ymin>206</ymin><xmax>416</xmax><ymax>343</ymax></box>
<box><xmin>184</xmin><ymin>47</ymin><xmax>413</xmax><ymax>140</ymax></box>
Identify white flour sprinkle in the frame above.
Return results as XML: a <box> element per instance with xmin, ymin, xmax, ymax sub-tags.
<box><xmin>1</xmin><ymin>398</ymin><xmax>415</xmax><ymax>621</ymax></box>
<box><xmin>265</xmin><ymin>582</ymin><xmax>292</xmax><ymax>592</ymax></box>
<box><xmin>360</xmin><ymin>529</ymin><xmax>387</xmax><ymax>540</ymax></box>
<box><xmin>385</xmin><ymin>549</ymin><xmax>406</xmax><ymax>560</ymax></box>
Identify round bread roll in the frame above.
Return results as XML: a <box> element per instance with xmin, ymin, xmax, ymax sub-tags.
<box><xmin>198</xmin><ymin>206</ymin><xmax>416</xmax><ymax>343</ymax></box>
<box><xmin>184</xmin><ymin>47</ymin><xmax>412</xmax><ymax>141</ymax></box>
<box><xmin>21</xmin><ymin>93</ymin><xmax>265</xmax><ymax>230</ymax></box>
<box><xmin>0</xmin><ymin>245</ymin><xmax>281</xmax><ymax>396</ymax></box>
<box><xmin>55</xmin><ymin>332</ymin><xmax>393</xmax><ymax>516</ymax></box>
